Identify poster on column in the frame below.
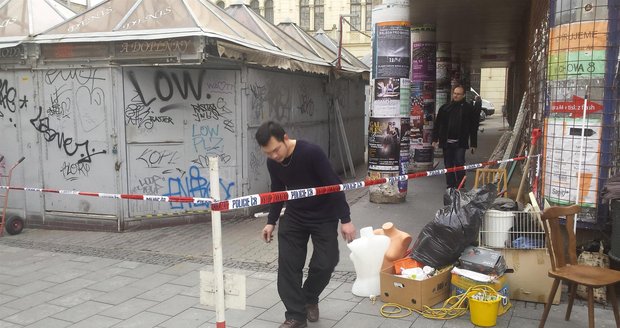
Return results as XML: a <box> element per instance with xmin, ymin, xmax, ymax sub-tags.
<box><xmin>374</xmin><ymin>22</ymin><xmax>411</xmax><ymax>78</ymax></box>
<box><xmin>373</xmin><ymin>78</ymin><xmax>411</xmax><ymax>117</ymax></box>
<box><xmin>543</xmin><ymin>117</ymin><xmax>602</xmax><ymax>209</ymax></box>
<box><xmin>409</xmin><ymin>81</ymin><xmax>435</xmax><ymax>167</ymax></box>
<box><xmin>411</xmin><ymin>42</ymin><xmax>436</xmax><ymax>81</ymax></box>
<box><xmin>398</xmin><ymin>117</ymin><xmax>411</xmax><ymax>192</ymax></box>
<box><xmin>368</xmin><ymin>117</ymin><xmax>401</xmax><ymax>171</ymax></box>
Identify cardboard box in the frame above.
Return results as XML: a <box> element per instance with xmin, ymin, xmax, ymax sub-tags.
<box><xmin>451</xmin><ymin>272</ymin><xmax>511</xmax><ymax>315</ymax></box>
<box><xmin>503</xmin><ymin>248</ymin><xmax>561</xmax><ymax>304</ymax></box>
<box><xmin>459</xmin><ymin>246</ymin><xmax>507</xmax><ymax>275</ymax></box>
<box><xmin>379</xmin><ymin>266</ymin><xmax>451</xmax><ymax>310</ymax></box>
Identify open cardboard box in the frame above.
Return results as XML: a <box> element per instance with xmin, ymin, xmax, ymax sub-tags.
<box><xmin>503</xmin><ymin>248</ymin><xmax>561</xmax><ymax>304</ymax></box>
<box><xmin>379</xmin><ymin>266</ymin><xmax>452</xmax><ymax>310</ymax></box>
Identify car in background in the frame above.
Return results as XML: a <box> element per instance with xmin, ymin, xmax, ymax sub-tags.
<box><xmin>467</xmin><ymin>88</ymin><xmax>496</xmax><ymax>116</ymax></box>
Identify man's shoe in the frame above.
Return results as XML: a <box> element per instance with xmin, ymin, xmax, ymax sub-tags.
<box><xmin>279</xmin><ymin>319</ymin><xmax>307</xmax><ymax>328</ymax></box>
<box><xmin>305</xmin><ymin>304</ymin><xmax>319</xmax><ymax>322</ymax></box>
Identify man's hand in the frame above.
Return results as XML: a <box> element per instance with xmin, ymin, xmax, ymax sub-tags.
<box><xmin>340</xmin><ymin>222</ymin><xmax>356</xmax><ymax>243</ymax></box>
<box><xmin>471</xmin><ymin>147</ymin><xmax>476</xmax><ymax>154</ymax></box>
<box><xmin>262</xmin><ymin>224</ymin><xmax>275</xmax><ymax>243</ymax></box>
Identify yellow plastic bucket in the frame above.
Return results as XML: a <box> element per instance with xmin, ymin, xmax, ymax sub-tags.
<box><xmin>468</xmin><ymin>287</ymin><xmax>501</xmax><ymax>327</ymax></box>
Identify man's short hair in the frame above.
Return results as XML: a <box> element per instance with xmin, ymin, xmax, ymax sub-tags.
<box><xmin>255</xmin><ymin>121</ymin><xmax>286</xmax><ymax>146</ymax></box>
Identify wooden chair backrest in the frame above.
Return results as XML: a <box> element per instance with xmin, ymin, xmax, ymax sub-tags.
<box><xmin>540</xmin><ymin>205</ymin><xmax>581</xmax><ymax>271</ymax></box>
<box><xmin>474</xmin><ymin>168</ymin><xmax>508</xmax><ymax>196</ymax></box>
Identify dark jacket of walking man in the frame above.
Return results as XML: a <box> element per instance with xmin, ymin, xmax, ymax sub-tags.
<box><xmin>432</xmin><ymin>85</ymin><xmax>479</xmax><ymax>188</ymax></box>
<box><xmin>255</xmin><ymin>121</ymin><xmax>356</xmax><ymax>328</ymax></box>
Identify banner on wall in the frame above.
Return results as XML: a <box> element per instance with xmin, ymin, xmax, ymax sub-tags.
<box><xmin>543</xmin><ymin>117</ymin><xmax>602</xmax><ymax>208</ymax></box>
<box><xmin>368</xmin><ymin>117</ymin><xmax>402</xmax><ymax>171</ymax></box>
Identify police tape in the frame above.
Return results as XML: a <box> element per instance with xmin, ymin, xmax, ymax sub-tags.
<box><xmin>209</xmin><ymin>155</ymin><xmax>532</xmax><ymax>211</ymax></box>
<box><xmin>0</xmin><ymin>186</ymin><xmax>214</xmax><ymax>205</ymax></box>
<box><xmin>0</xmin><ymin>155</ymin><xmax>533</xmax><ymax>212</ymax></box>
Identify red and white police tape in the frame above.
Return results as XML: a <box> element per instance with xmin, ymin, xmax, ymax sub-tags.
<box><xmin>210</xmin><ymin>155</ymin><xmax>531</xmax><ymax>211</ymax></box>
<box><xmin>0</xmin><ymin>155</ymin><xmax>534</xmax><ymax>212</ymax></box>
<box><xmin>0</xmin><ymin>186</ymin><xmax>214</xmax><ymax>205</ymax></box>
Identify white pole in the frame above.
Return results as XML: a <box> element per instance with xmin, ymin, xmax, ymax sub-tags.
<box><xmin>208</xmin><ymin>157</ymin><xmax>226</xmax><ymax>328</ymax></box>
<box><xmin>574</xmin><ymin>86</ymin><xmax>589</xmax><ymax>233</ymax></box>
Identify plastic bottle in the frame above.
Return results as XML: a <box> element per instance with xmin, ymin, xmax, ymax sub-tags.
<box><xmin>374</xmin><ymin>222</ymin><xmax>412</xmax><ymax>270</ymax></box>
<box><xmin>348</xmin><ymin>226</ymin><xmax>390</xmax><ymax>297</ymax></box>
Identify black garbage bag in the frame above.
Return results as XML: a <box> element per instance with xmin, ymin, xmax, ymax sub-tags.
<box><xmin>411</xmin><ymin>184</ymin><xmax>497</xmax><ymax>268</ymax></box>
<box><xmin>490</xmin><ymin>197</ymin><xmax>518</xmax><ymax>211</ymax></box>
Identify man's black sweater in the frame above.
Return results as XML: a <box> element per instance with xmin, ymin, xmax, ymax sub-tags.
<box><xmin>266</xmin><ymin>140</ymin><xmax>351</xmax><ymax>225</ymax></box>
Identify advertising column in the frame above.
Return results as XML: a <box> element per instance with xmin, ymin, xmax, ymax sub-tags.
<box><xmin>436</xmin><ymin>42</ymin><xmax>451</xmax><ymax>113</ymax></box>
<box><xmin>369</xmin><ymin>3</ymin><xmax>410</xmax><ymax>203</ymax></box>
<box><xmin>543</xmin><ymin>0</ymin><xmax>619</xmax><ymax>224</ymax></box>
<box><xmin>409</xmin><ymin>26</ymin><xmax>436</xmax><ymax>172</ymax></box>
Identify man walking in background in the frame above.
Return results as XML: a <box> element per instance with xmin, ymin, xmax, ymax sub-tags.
<box><xmin>432</xmin><ymin>85</ymin><xmax>479</xmax><ymax>188</ymax></box>
<box><xmin>255</xmin><ymin>121</ymin><xmax>356</xmax><ymax>328</ymax></box>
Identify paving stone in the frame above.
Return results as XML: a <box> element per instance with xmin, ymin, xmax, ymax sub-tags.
<box><xmin>207</xmin><ymin>305</ymin><xmax>266</xmax><ymax>328</ymax></box>
<box><xmin>119</xmin><ymin>265</ymin><xmax>167</xmax><ymax>279</ymax></box>
<box><xmin>0</xmin><ymin>296</ymin><xmax>15</xmax><ymax>307</ymax></box>
<box><xmin>87</xmin><ymin>276</ymin><xmax>138</xmax><ymax>293</ymax></box>
<box><xmin>110</xmin><ymin>312</ymin><xmax>170</xmax><ymax>328</ymax></box>
<box><xmin>51</xmin><ymin>301</ymin><xmax>112</xmax><ymax>323</ymax></box>
<box><xmin>0</xmin><ymin>320</ymin><xmax>23</xmax><ymax>328</ymax></box>
<box><xmin>157</xmin><ymin>307</ymin><xmax>213</xmax><ymax>328</ymax></box>
<box><xmin>49</xmin><ymin>289</ymin><xmax>106</xmax><ymax>308</ymax></box>
<box><xmin>99</xmin><ymin>299</ymin><xmax>157</xmax><ymax>320</ymax></box>
<box><xmin>23</xmin><ymin>317</ymin><xmax>72</xmax><ymax>328</ymax></box>
<box><xmin>332</xmin><ymin>312</ymin><xmax>384</xmax><ymax>328</ymax></box>
<box><xmin>0</xmin><ymin>306</ymin><xmax>19</xmax><ymax>320</ymax></box>
<box><xmin>246</xmin><ymin>282</ymin><xmax>281</xmax><ymax>309</ymax></box>
<box><xmin>3</xmin><ymin>281</ymin><xmax>56</xmax><ymax>298</ymax></box>
<box><xmin>160</xmin><ymin>263</ymin><xmax>204</xmax><ymax>277</ymax></box>
<box><xmin>94</xmin><ymin>286</ymin><xmax>149</xmax><ymax>305</ymax></box>
<box><xmin>3</xmin><ymin>291</ymin><xmax>58</xmax><ymax>310</ymax></box>
<box><xmin>136</xmin><ymin>283</ymin><xmax>190</xmax><ymax>302</ymax></box>
<box><xmin>147</xmin><ymin>295</ymin><xmax>197</xmax><ymax>316</ymax></box>
<box><xmin>65</xmin><ymin>315</ymin><xmax>120</xmax><ymax>328</ymax></box>
<box><xmin>5</xmin><ymin>303</ymin><xmax>67</xmax><ymax>326</ymax></box>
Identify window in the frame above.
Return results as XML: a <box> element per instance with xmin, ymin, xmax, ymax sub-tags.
<box><xmin>350</xmin><ymin>0</ymin><xmax>361</xmax><ymax>30</ymax></box>
<box><xmin>216</xmin><ymin>1</ymin><xmax>225</xmax><ymax>9</ymax></box>
<box><xmin>250</xmin><ymin>0</ymin><xmax>260</xmax><ymax>14</ymax></box>
<box><xmin>313</xmin><ymin>0</ymin><xmax>324</xmax><ymax>31</ymax></box>
<box><xmin>265</xmin><ymin>0</ymin><xmax>274</xmax><ymax>23</ymax></box>
<box><xmin>300</xmin><ymin>0</ymin><xmax>310</xmax><ymax>30</ymax></box>
<box><xmin>365</xmin><ymin>2</ymin><xmax>372</xmax><ymax>31</ymax></box>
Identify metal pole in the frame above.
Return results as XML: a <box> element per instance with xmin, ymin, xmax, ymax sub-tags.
<box><xmin>336</xmin><ymin>15</ymin><xmax>344</xmax><ymax>70</ymax></box>
<box><xmin>208</xmin><ymin>157</ymin><xmax>226</xmax><ymax>328</ymax></box>
<box><xmin>574</xmin><ymin>86</ymin><xmax>589</xmax><ymax>233</ymax></box>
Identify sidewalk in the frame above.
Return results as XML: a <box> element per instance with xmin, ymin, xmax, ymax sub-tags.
<box><xmin>0</xmin><ymin>114</ymin><xmax>618</xmax><ymax>327</ymax></box>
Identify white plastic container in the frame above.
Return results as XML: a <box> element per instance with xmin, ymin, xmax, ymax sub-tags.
<box><xmin>483</xmin><ymin>210</ymin><xmax>514</xmax><ymax>248</ymax></box>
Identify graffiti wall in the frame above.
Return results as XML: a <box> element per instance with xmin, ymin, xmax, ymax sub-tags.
<box><xmin>0</xmin><ymin>71</ymin><xmax>32</xmax><ymax>213</ymax></box>
<box><xmin>123</xmin><ymin>67</ymin><xmax>239</xmax><ymax>216</ymax></box>
<box><xmin>245</xmin><ymin>68</ymin><xmax>365</xmax><ymax>196</ymax></box>
<box><xmin>38</xmin><ymin>68</ymin><xmax>117</xmax><ymax>215</ymax></box>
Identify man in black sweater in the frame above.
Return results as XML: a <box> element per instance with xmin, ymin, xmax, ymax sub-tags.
<box><xmin>432</xmin><ymin>85</ymin><xmax>479</xmax><ymax>189</ymax></box>
<box><xmin>255</xmin><ymin>121</ymin><xmax>356</xmax><ymax>328</ymax></box>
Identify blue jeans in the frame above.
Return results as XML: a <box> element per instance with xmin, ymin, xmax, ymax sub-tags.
<box><xmin>443</xmin><ymin>143</ymin><xmax>466</xmax><ymax>188</ymax></box>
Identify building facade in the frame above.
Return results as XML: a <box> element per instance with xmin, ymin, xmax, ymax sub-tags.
<box><xmin>213</xmin><ymin>0</ymin><xmax>375</xmax><ymax>58</ymax></box>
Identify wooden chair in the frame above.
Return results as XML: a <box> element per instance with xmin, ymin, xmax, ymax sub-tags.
<box><xmin>538</xmin><ymin>205</ymin><xmax>620</xmax><ymax>328</ymax></box>
<box><xmin>473</xmin><ymin>168</ymin><xmax>508</xmax><ymax>196</ymax></box>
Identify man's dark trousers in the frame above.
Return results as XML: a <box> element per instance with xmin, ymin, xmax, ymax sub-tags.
<box><xmin>443</xmin><ymin>143</ymin><xmax>466</xmax><ymax>188</ymax></box>
<box><xmin>277</xmin><ymin>214</ymin><xmax>339</xmax><ymax>321</ymax></box>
